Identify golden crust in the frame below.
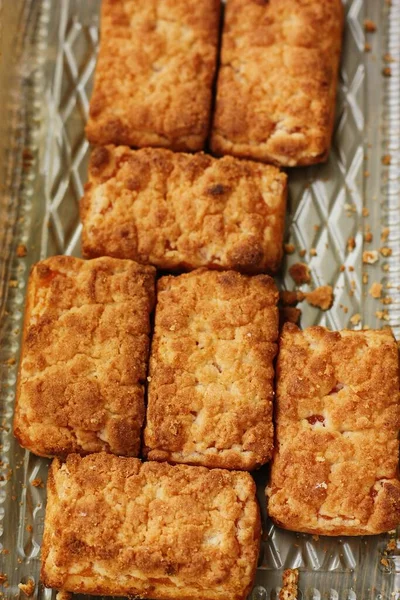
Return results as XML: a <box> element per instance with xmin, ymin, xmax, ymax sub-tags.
<box><xmin>267</xmin><ymin>324</ymin><xmax>400</xmax><ymax>535</ymax></box>
<box><xmin>144</xmin><ymin>269</ymin><xmax>279</xmax><ymax>470</ymax></box>
<box><xmin>86</xmin><ymin>0</ymin><xmax>220</xmax><ymax>151</ymax></box>
<box><xmin>211</xmin><ymin>0</ymin><xmax>343</xmax><ymax>166</ymax></box>
<box><xmin>14</xmin><ymin>256</ymin><xmax>155</xmax><ymax>458</ymax></box>
<box><xmin>81</xmin><ymin>146</ymin><xmax>287</xmax><ymax>274</ymax></box>
<box><xmin>41</xmin><ymin>453</ymin><xmax>261</xmax><ymax>600</ymax></box>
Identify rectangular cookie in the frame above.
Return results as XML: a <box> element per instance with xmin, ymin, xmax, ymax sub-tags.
<box><xmin>211</xmin><ymin>0</ymin><xmax>343</xmax><ymax>166</ymax></box>
<box><xmin>41</xmin><ymin>453</ymin><xmax>261</xmax><ymax>600</ymax></box>
<box><xmin>14</xmin><ymin>256</ymin><xmax>155</xmax><ymax>457</ymax></box>
<box><xmin>144</xmin><ymin>269</ymin><xmax>279</xmax><ymax>470</ymax></box>
<box><xmin>81</xmin><ymin>146</ymin><xmax>287</xmax><ymax>274</ymax></box>
<box><xmin>267</xmin><ymin>324</ymin><xmax>400</xmax><ymax>535</ymax></box>
<box><xmin>86</xmin><ymin>0</ymin><xmax>220</xmax><ymax>151</ymax></box>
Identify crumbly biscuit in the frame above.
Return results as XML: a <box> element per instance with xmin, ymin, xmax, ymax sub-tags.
<box><xmin>86</xmin><ymin>0</ymin><xmax>220</xmax><ymax>151</ymax></box>
<box><xmin>211</xmin><ymin>0</ymin><xmax>343</xmax><ymax>166</ymax></box>
<box><xmin>267</xmin><ymin>324</ymin><xmax>400</xmax><ymax>535</ymax></box>
<box><xmin>144</xmin><ymin>269</ymin><xmax>279</xmax><ymax>470</ymax></box>
<box><xmin>14</xmin><ymin>256</ymin><xmax>155</xmax><ymax>457</ymax></box>
<box><xmin>41</xmin><ymin>453</ymin><xmax>261</xmax><ymax>600</ymax></box>
<box><xmin>81</xmin><ymin>146</ymin><xmax>287</xmax><ymax>274</ymax></box>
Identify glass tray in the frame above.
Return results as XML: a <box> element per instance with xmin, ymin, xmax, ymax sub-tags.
<box><xmin>0</xmin><ymin>0</ymin><xmax>399</xmax><ymax>598</ymax></box>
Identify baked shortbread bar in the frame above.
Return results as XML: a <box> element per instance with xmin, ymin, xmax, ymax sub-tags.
<box><xmin>81</xmin><ymin>146</ymin><xmax>287</xmax><ymax>274</ymax></box>
<box><xmin>86</xmin><ymin>0</ymin><xmax>220</xmax><ymax>151</ymax></box>
<box><xmin>41</xmin><ymin>453</ymin><xmax>261</xmax><ymax>600</ymax></box>
<box><xmin>14</xmin><ymin>256</ymin><xmax>155</xmax><ymax>457</ymax></box>
<box><xmin>211</xmin><ymin>0</ymin><xmax>343</xmax><ymax>166</ymax></box>
<box><xmin>267</xmin><ymin>324</ymin><xmax>400</xmax><ymax>535</ymax></box>
<box><xmin>144</xmin><ymin>269</ymin><xmax>279</xmax><ymax>470</ymax></box>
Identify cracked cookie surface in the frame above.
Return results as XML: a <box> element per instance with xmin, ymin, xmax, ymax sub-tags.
<box><xmin>267</xmin><ymin>324</ymin><xmax>400</xmax><ymax>535</ymax></box>
<box><xmin>144</xmin><ymin>269</ymin><xmax>279</xmax><ymax>470</ymax></box>
<box><xmin>41</xmin><ymin>453</ymin><xmax>260</xmax><ymax>600</ymax></box>
<box><xmin>211</xmin><ymin>0</ymin><xmax>343</xmax><ymax>166</ymax></box>
<box><xmin>86</xmin><ymin>0</ymin><xmax>220</xmax><ymax>151</ymax></box>
<box><xmin>14</xmin><ymin>256</ymin><xmax>155</xmax><ymax>457</ymax></box>
<box><xmin>81</xmin><ymin>146</ymin><xmax>287</xmax><ymax>274</ymax></box>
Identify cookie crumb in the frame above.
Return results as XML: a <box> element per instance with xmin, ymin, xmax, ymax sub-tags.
<box><xmin>350</xmin><ymin>313</ymin><xmax>362</xmax><ymax>326</ymax></box>
<box><xmin>26</xmin><ymin>524</ymin><xmax>33</xmax><ymax>532</ymax></box>
<box><xmin>16</xmin><ymin>244</ymin><xmax>27</xmax><ymax>257</ymax></box>
<box><xmin>280</xmin><ymin>291</ymin><xmax>305</xmax><ymax>306</ymax></box>
<box><xmin>380</xmin><ymin>557</ymin><xmax>390</xmax><ymax>568</ymax></box>
<box><xmin>5</xmin><ymin>357</ymin><xmax>16</xmax><ymax>366</ymax></box>
<box><xmin>340</xmin><ymin>265</ymin><xmax>345</xmax><ymax>272</ymax></box>
<box><xmin>299</xmin><ymin>249</ymin><xmax>306</xmax><ymax>258</ymax></box>
<box><xmin>310</xmin><ymin>248</ymin><xmax>317</xmax><ymax>257</ymax></box>
<box><xmin>384</xmin><ymin>53</ymin><xmax>394</xmax><ymax>63</ymax></box>
<box><xmin>364</xmin><ymin>42</ymin><xmax>372</xmax><ymax>52</ymax></box>
<box><xmin>382</xmin><ymin>154</ymin><xmax>392</xmax><ymax>165</ymax></box>
<box><xmin>280</xmin><ymin>307</ymin><xmax>301</xmax><ymax>325</ymax></box>
<box><xmin>347</xmin><ymin>237</ymin><xmax>356</xmax><ymax>252</ymax></box>
<box><xmin>364</xmin><ymin>231</ymin><xmax>373</xmax><ymax>243</ymax></box>
<box><xmin>284</xmin><ymin>243</ymin><xmax>295</xmax><ymax>254</ymax></box>
<box><xmin>381</xmin><ymin>227</ymin><xmax>390</xmax><ymax>242</ymax></box>
<box><xmin>56</xmin><ymin>592</ymin><xmax>72</xmax><ymax>600</ymax></box>
<box><xmin>369</xmin><ymin>283</ymin><xmax>382</xmax><ymax>299</ymax></box>
<box><xmin>381</xmin><ymin>297</ymin><xmax>392</xmax><ymax>305</ymax></box>
<box><xmin>0</xmin><ymin>575</ymin><xmax>7</xmax><ymax>584</ymax></box>
<box><xmin>9</xmin><ymin>280</ymin><xmax>18</xmax><ymax>288</ymax></box>
<box><xmin>380</xmin><ymin>247</ymin><xmax>392</xmax><ymax>257</ymax></box>
<box><xmin>31</xmin><ymin>478</ymin><xmax>43</xmax><ymax>488</ymax></box>
<box><xmin>363</xmin><ymin>250</ymin><xmax>379</xmax><ymax>264</ymax></box>
<box><xmin>279</xmin><ymin>568</ymin><xmax>299</xmax><ymax>600</ymax></box>
<box><xmin>376</xmin><ymin>309</ymin><xmax>390</xmax><ymax>321</ymax></box>
<box><xmin>289</xmin><ymin>263</ymin><xmax>310</xmax><ymax>285</ymax></box>
<box><xmin>383</xmin><ymin>67</ymin><xmax>392</xmax><ymax>77</ymax></box>
<box><xmin>305</xmin><ymin>286</ymin><xmax>334</xmax><ymax>311</ymax></box>
<box><xmin>18</xmin><ymin>580</ymin><xmax>35</xmax><ymax>597</ymax></box>
<box><xmin>362</xmin><ymin>207</ymin><xmax>370</xmax><ymax>217</ymax></box>
<box><xmin>363</xmin><ymin>272</ymin><xmax>369</xmax><ymax>284</ymax></box>
<box><xmin>364</xmin><ymin>19</ymin><xmax>377</xmax><ymax>32</ymax></box>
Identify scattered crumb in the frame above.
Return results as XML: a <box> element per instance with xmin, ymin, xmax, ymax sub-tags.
<box><xmin>18</xmin><ymin>580</ymin><xmax>35</xmax><ymax>597</ymax></box>
<box><xmin>364</xmin><ymin>170</ymin><xmax>370</xmax><ymax>178</ymax></box>
<box><xmin>386</xmin><ymin>538</ymin><xmax>397</xmax><ymax>552</ymax></box>
<box><xmin>16</xmin><ymin>243</ymin><xmax>27</xmax><ymax>257</ymax></box>
<box><xmin>363</xmin><ymin>272</ymin><xmax>369</xmax><ymax>284</ymax></box>
<box><xmin>284</xmin><ymin>243</ymin><xmax>295</xmax><ymax>254</ymax></box>
<box><xmin>31</xmin><ymin>478</ymin><xmax>42</xmax><ymax>488</ymax></box>
<box><xmin>310</xmin><ymin>248</ymin><xmax>317</xmax><ymax>257</ymax></box>
<box><xmin>9</xmin><ymin>280</ymin><xmax>18</xmax><ymax>288</ymax></box>
<box><xmin>381</xmin><ymin>557</ymin><xmax>390</xmax><ymax>568</ymax></box>
<box><xmin>1</xmin><ymin>549</ymin><xmax>9</xmax><ymax>555</ymax></box>
<box><xmin>381</xmin><ymin>297</ymin><xmax>392</xmax><ymax>305</ymax></box>
<box><xmin>363</xmin><ymin>250</ymin><xmax>379</xmax><ymax>264</ymax></box>
<box><xmin>364</xmin><ymin>231</ymin><xmax>373</xmax><ymax>243</ymax></box>
<box><xmin>341</xmin><ymin>305</ymin><xmax>349</xmax><ymax>314</ymax></box>
<box><xmin>383</xmin><ymin>67</ymin><xmax>392</xmax><ymax>77</ymax></box>
<box><xmin>382</xmin><ymin>154</ymin><xmax>392</xmax><ymax>165</ymax></box>
<box><xmin>350</xmin><ymin>313</ymin><xmax>362</xmax><ymax>326</ymax></box>
<box><xmin>376</xmin><ymin>309</ymin><xmax>390</xmax><ymax>321</ymax></box>
<box><xmin>380</xmin><ymin>246</ymin><xmax>392</xmax><ymax>257</ymax></box>
<box><xmin>312</xmin><ymin>534</ymin><xmax>320</xmax><ymax>541</ymax></box>
<box><xmin>56</xmin><ymin>592</ymin><xmax>72</xmax><ymax>600</ymax></box>
<box><xmin>0</xmin><ymin>575</ymin><xmax>7</xmax><ymax>584</ymax></box>
<box><xmin>313</xmin><ymin>225</ymin><xmax>320</xmax><ymax>231</ymax></box>
<box><xmin>279</xmin><ymin>569</ymin><xmax>299</xmax><ymax>600</ymax></box>
<box><xmin>369</xmin><ymin>283</ymin><xmax>382</xmax><ymax>299</ymax></box>
<box><xmin>340</xmin><ymin>265</ymin><xmax>345</xmax><ymax>272</ymax></box>
<box><xmin>383</xmin><ymin>53</ymin><xmax>394</xmax><ymax>63</ymax></box>
<box><xmin>289</xmin><ymin>262</ymin><xmax>311</xmax><ymax>285</ymax></box>
<box><xmin>348</xmin><ymin>266</ymin><xmax>355</xmax><ymax>272</ymax></box>
<box><xmin>383</xmin><ymin>263</ymin><xmax>390</xmax><ymax>272</ymax></box>
<box><xmin>280</xmin><ymin>290</ymin><xmax>305</xmax><ymax>306</ymax></box>
<box><xmin>381</xmin><ymin>227</ymin><xmax>390</xmax><ymax>242</ymax></box>
<box><xmin>364</xmin><ymin>43</ymin><xmax>372</xmax><ymax>52</ymax></box>
<box><xmin>147</xmin><ymin>376</ymin><xmax>152</xmax><ymax>382</ymax></box>
<box><xmin>5</xmin><ymin>357</ymin><xmax>16</xmax><ymax>366</ymax></box>
<box><xmin>364</xmin><ymin>19</ymin><xmax>377</xmax><ymax>32</ymax></box>
<box><xmin>305</xmin><ymin>286</ymin><xmax>334</xmax><ymax>311</ymax></box>
<box><xmin>362</xmin><ymin>207</ymin><xmax>370</xmax><ymax>217</ymax></box>
<box><xmin>280</xmin><ymin>307</ymin><xmax>301</xmax><ymax>325</ymax></box>
<box><xmin>347</xmin><ymin>237</ymin><xmax>356</xmax><ymax>252</ymax></box>
<box><xmin>299</xmin><ymin>249</ymin><xmax>306</xmax><ymax>258</ymax></box>
<box><xmin>26</xmin><ymin>524</ymin><xmax>33</xmax><ymax>532</ymax></box>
